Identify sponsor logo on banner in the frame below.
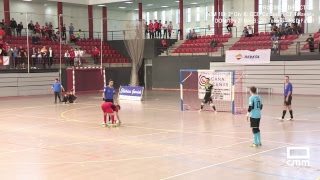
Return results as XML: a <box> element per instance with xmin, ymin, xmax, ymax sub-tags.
<box><xmin>226</xmin><ymin>49</ymin><xmax>271</xmax><ymax>64</ymax></box>
<box><xmin>198</xmin><ymin>71</ymin><xmax>232</xmax><ymax>101</ymax></box>
<box><xmin>119</xmin><ymin>86</ymin><xmax>144</xmax><ymax>101</ymax></box>
<box><xmin>0</xmin><ymin>56</ymin><xmax>10</xmax><ymax>66</ymax></box>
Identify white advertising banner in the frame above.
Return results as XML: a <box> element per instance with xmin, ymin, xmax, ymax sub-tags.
<box><xmin>198</xmin><ymin>70</ymin><xmax>232</xmax><ymax>101</ymax></box>
<box><xmin>226</xmin><ymin>49</ymin><xmax>271</xmax><ymax>64</ymax></box>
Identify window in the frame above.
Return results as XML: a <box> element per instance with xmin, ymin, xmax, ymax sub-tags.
<box><xmin>195</xmin><ymin>7</ymin><xmax>200</xmax><ymax>22</ymax></box>
<box><xmin>258</xmin><ymin>0</ymin><xmax>263</xmax><ymax>15</ymax></box>
<box><xmin>294</xmin><ymin>0</ymin><xmax>300</xmax><ymax>11</ymax></box>
<box><xmin>306</xmin><ymin>0</ymin><xmax>313</xmax><ymax>10</ymax></box>
<box><xmin>187</xmin><ymin>8</ymin><xmax>191</xmax><ymax>23</ymax></box>
<box><xmin>154</xmin><ymin>11</ymin><xmax>157</xmax><ymax>20</ymax></box>
<box><xmin>146</xmin><ymin>12</ymin><xmax>150</xmax><ymax>23</ymax></box>
<box><xmin>195</xmin><ymin>27</ymin><xmax>200</xmax><ymax>33</ymax></box>
<box><xmin>281</xmin><ymin>0</ymin><xmax>288</xmax><ymax>13</ymax></box>
<box><xmin>306</xmin><ymin>16</ymin><xmax>313</xmax><ymax>23</ymax></box>
<box><xmin>161</xmin><ymin>10</ymin><xmax>166</xmax><ymax>22</ymax></box>
<box><xmin>205</xmin><ymin>6</ymin><xmax>208</xmax><ymax>22</ymax></box>
<box><xmin>268</xmin><ymin>0</ymin><xmax>273</xmax><ymax>14</ymax></box>
<box><xmin>169</xmin><ymin>9</ymin><xmax>173</xmax><ymax>22</ymax></box>
<box><xmin>176</xmin><ymin>9</ymin><xmax>180</xmax><ymax>24</ymax></box>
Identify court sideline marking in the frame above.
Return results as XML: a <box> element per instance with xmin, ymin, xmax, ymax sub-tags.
<box><xmin>161</xmin><ymin>145</ymin><xmax>287</xmax><ymax>180</ymax></box>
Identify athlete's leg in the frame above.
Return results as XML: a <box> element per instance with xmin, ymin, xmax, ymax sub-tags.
<box><xmin>209</xmin><ymin>99</ymin><xmax>217</xmax><ymax>113</ymax></box>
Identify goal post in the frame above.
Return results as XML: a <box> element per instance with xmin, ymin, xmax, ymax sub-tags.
<box><xmin>180</xmin><ymin>69</ymin><xmax>246</xmax><ymax>114</ymax></box>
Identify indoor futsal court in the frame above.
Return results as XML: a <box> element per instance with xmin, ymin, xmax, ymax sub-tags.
<box><xmin>0</xmin><ymin>91</ymin><xmax>319</xmax><ymax>180</ymax></box>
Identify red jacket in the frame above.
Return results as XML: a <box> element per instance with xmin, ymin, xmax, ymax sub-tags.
<box><xmin>69</xmin><ymin>50</ymin><xmax>75</xmax><ymax>58</ymax></box>
<box><xmin>93</xmin><ymin>49</ymin><xmax>100</xmax><ymax>56</ymax></box>
<box><xmin>154</xmin><ymin>22</ymin><xmax>159</xmax><ymax>29</ymax></box>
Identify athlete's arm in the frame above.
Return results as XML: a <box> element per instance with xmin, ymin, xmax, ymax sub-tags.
<box><xmin>115</xmin><ymin>112</ymin><xmax>120</xmax><ymax>123</ymax></box>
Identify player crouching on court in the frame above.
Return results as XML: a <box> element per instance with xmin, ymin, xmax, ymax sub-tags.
<box><xmin>247</xmin><ymin>86</ymin><xmax>263</xmax><ymax>147</ymax></box>
<box><xmin>198</xmin><ymin>78</ymin><xmax>217</xmax><ymax>113</ymax></box>
<box><xmin>62</xmin><ymin>90</ymin><xmax>77</xmax><ymax>104</ymax></box>
<box><xmin>101</xmin><ymin>102</ymin><xmax>121</xmax><ymax>126</ymax></box>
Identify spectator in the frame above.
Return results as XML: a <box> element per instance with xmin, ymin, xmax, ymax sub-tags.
<box><xmin>47</xmin><ymin>46</ymin><xmax>54</xmax><ymax>68</ymax></box>
<box><xmin>271</xmin><ymin>40</ymin><xmax>278</xmax><ymax>54</ymax></box>
<box><xmin>168</xmin><ymin>21</ymin><xmax>173</xmax><ymax>39</ymax></box>
<box><xmin>269</xmin><ymin>16</ymin><xmax>275</xmax><ymax>30</ymax></box>
<box><xmin>0</xmin><ymin>26</ymin><xmax>5</xmax><ymax>39</ymax></box>
<box><xmin>0</xmin><ymin>19</ymin><xmax>4</xmax><ymax>26</ymax></box>
<box><xmin>62</xmin><ymin>24</ymin><xmax>66</xmax><ymax>39</ymax></box>
<box><xmin>13</xmin><ymin>46</ymin><xmax>18</xmax><ymax>69</ymax></box>
<box><xmin>148</xmin><ymin>20</ymin><xmax>154</xmax><ymax>39</ymax></box>
<box><xmin>306</xmin><ymin>34</ymin><xmax>314</xmax><ymax>52</ymax></box>
<box><xmin>18</xmin><ymin>45</ymin><xmax>27</xmax><ymax>69</ymax></box>
<box><xmin>191</xmin><ymin>29</ymin><xmax>197</xmax><ymax>40</ymax></box>
<box><xmin>74</xmin><ymin>48</ymin><xmax>79</xmax><ymax>66</ymax></box>
<box><xmin>69</xmin><ymin>48</ymin><xmax>75</xmax><ymax>66</ymax></box>
<box><xmin>242</xmin><ymin>27</ymin><xmax>248</xmax><ymax>37</ymax></box>
<box><xmin>37</xmin><ymin>48</ymin><xmax>42</xmax><ymax>69</ymax></box>
<box><xmin>6</xmin><ymin>45</ymin><xmax>13</xmax><ymax>68</ymax></box>
<box><xmin>76</xmin><ymin>29</ymin><xmax>81</xmax><ymax>40</ymax></box>
<box><xmin>247</xmin><ymin>25</ymin><xmax>253</xmax><ymax>37</ymax></box>
<box><xmin>41</xmin><ymin>26</ymin><xmax>46</xmax><ymax>37</ymax></box>
<box><xmin>17</xmin><ymin>22</ymin><xmax>23</xmax><ymax>36</ymax></box>
<box><xmin>210</xmin><ymin>38</ymin><xmax>219</xmax><ymax>48</ymax></box>
<box><xmin>35</xmin><ymin>22</ymin><xmax>41</xmax><ymax>34</ymax></box>
<box><xmin>154</xmin><ymin>20</ymin><xmax>159</xmax><ymax>38</ymax></box>
<box><xmin>41</xmin><ymin>46</ymin><xmax>47</xmax><ymax>68</ymax></box>
<box><xmin>186</xmin><ymin>30</ymin><xmax>192</xmax><ymax>40</ymax></box>
<box><xmin>93</xmin><ymin>46</ymin><xmax>100</xmax><ymax>65</ymax></box>
<box><xmin>70</xmin><ymin>34</ymin><xmax>77</xmax><ymax>43</ymax></box>
<box><xmin>163</xmin><ymin>21</ymin><xmax>168</xmax><ymax>39</ymax></box>
<box><xmin>226</xmin><ymin>17</ymin><xmax>234</xmax><ymax>33</ymax></box>
<box><xmin>79</xmin><ymin>48</ymin><xmax>83</xmax><ymax>66</ymax></box>
<box><xmin>31</xmin><ymin>47</ymin><xmax>37</xmax><ymax>68</ymax></box>
<box><xmin>144</xmin><ymin>22</ymin><xmax>148</xmax><ymax>38</ymax></box>
<box><xmin>69</xmin><ymin>23</ymin><xmax>74</xmax><ymax>36</ymax></box>
<box><xmin>64</xmin><ymin>50</ymin><xmax>70</xmax><ymax>67</ymax></box>
<box><xmin>157</xmin><ymin>20</ymin><xmax>162</xmax><ymax>38</ymax></box>
<box><xmin>28</xmin><ymin>20</ymin><xmax>35</xmax><ymax>34</ymax></box>
<box><xmin>10</xmin><ymin>18</ymin><xmax>17</xmax><ymax>36</ymax></box>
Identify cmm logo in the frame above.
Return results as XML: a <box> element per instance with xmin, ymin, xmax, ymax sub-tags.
<box><xmin>287</xmin><ymin>147</ymin><xmax>310</xmax><ymax>167</ymax></box>
<box><xmin>235</xmin><ymin>54</ymin><xmax>242</xmax><ymax>60</ymax></box>
<box><xmin>198</xmin><ymin>75</ymin><xmax>207</xmax><ymax>86</ymax></box>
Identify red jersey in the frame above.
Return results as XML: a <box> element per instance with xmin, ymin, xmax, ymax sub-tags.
<box><xmin>0</xmin><ymin>29</ymin><xmax>5</xmax><ymax>36</ymax></box>
<box><xmin>101</xmin><ymin>102</ymin><xmax>119</xmax><ymax>113</ymax></box>
<box><xmin>154</xmin><ymin>22</ymin><xmax>159</xmax><ymax>29</ymax></box>
<box><xmin>158</xmin><ymin>23</ymin><xmax>162</xmax><ymax>29</ymax></box>
<box><xmin>227</xmin><ymin>20</ymin><xmax>234</xmax><ymax>26</ymax></box>
<box><xmin>69</xmin><ymin>50</ymin><xmax>75</xmax><ymax>58</ymax></box>
<box><xmin>148</xmin><ymin>23</ymin><xmax>154</xmax><ymax>32</ymax></box>
<box><xmin>93</xmin><ymin>49</ymin><xmax>100</xmax><ymax>56</ymax></box>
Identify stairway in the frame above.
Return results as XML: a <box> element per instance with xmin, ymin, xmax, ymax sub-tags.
<box><xmin>280</xmin><ymin>34</ymin><xmax>306</xmax><ymax>55</ymax></box>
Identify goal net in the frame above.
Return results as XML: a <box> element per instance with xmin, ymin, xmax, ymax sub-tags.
<box><xmin>180</xmin><ymin>69</ymin><xmax>246</xmax><ymax>114</ymax></box>
<box><xmin>67</xmin><ymin>67</ymin><xmax>106</xmax><ymax>94</ymax></box>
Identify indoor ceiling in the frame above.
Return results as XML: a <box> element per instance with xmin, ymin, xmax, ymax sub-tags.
<box><xmin>17</xmin><ymin>0</ymin><xmax>215</xmax><ymax>11</ymax></box>
<box><xmin>97</xmin><ymin>0</ymin><xmax>214</xmax><ymax>11</ymax></box>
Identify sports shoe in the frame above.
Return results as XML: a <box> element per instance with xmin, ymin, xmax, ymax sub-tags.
<box><xmin>198</xmin><ymin>109</ymin><xmax>202</xmax><ymax>112</ymax></box>
<box><xmin>249</xmin><ymin>143</ymin><xmax>258</xmax><ymax>148</ymax></box>
<box><xmin>215</xmin><ymin>111</ymin><xmax>218</xmax><ymax>114</ymax></box>
<box><xmin>277</xmin><ymin>117</ymin><xmax>284</xmax><ymax>121</ymax></box>
<box><xmin>258</xmin><ymin>143</ymin><xmax>262</xmax><ymax>147</ymax></box>
<box><xmin>287</xmin><ymin>118</ymin><xmax>293</xmax><ymax>121</ymax></box>
<box><xmin>102</xmin><ymin>123</ymin><xmax>107</xmax><ymax>126</ymax></box>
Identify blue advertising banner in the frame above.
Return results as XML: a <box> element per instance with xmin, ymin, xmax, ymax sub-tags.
<box><xmin>119</xmin><ymin>86</ymin><xmax>144</xmax><ymax>101</ymax></box>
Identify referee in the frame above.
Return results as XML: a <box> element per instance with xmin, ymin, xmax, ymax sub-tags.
<box><xmin>51</xmin><ymin>78</ymin><xmax>65</xmax><ymax>104</ymax></box>
<box><xmin>280</xmin><ymin>76</ymin><xmax>293</xmax><ymax>121</ymax></box>
<box><xmin>103</xmin><ymin>79</ymin><xmax>115</xmax><ymax>103</ymax></box>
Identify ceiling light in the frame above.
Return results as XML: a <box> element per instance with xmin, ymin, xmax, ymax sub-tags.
<box><xmin>125</xmin><ymin>1</ymin><xmax>133</xmax><ymax>3</ymax></box>
<box><xmin>161</xmin><ymin>6</ymin><xmax>169</xmax><ymax>8</ymax></box>
<box><xmin>118</xmin><ymin>7</ymin><xmax>126</xmax><ymax>9</ymax></box>
<box><xmin>97</xmin><ymin>4</ymin><xmax>106</xmax><ymax>6</ymax></box>
<box><xmin>175</xmin><ymin>1</ymin><xmax>179</xmax><ymax>2</ymax></box>
<box><xmin>22</xmin><ymin>0</ymin><xmax>32</xmax><ymax>1</ymax></box>
<box><xmin>190</xmin><ymin>2</ymin><xmax>198</xmax><ymax>4</ymax></box>
<box><xmin>134</xmin><ymin>9</ymin><xmax>139</xmax><ymax>11</ymax></box>
<box><xmin>146</xmin><ymin>4</ymin><xmax>153</xmax><ymax>6</ymax></box>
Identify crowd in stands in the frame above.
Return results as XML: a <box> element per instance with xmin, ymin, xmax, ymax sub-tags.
<box><xmin>146</xmin><ymin>20</ymin><xmax>174</xmax><ymax>39</ymax></box>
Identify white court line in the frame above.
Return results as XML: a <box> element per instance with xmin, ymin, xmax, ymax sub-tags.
<box><xmin>161</xmin><ymin>145</ymin><xmax>287</xmax><ymax>180</ymax></box>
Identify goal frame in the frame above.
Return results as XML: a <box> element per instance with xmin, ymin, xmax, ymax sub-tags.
<box><xmin>180</xmin><ymin>69</ymin><xmax>237</xmax><ymax>114</ymax></box>
<box><xmin>71</xmin><ymin>67</ymin><xmax>106</xmax><ymax>95</ymax></box>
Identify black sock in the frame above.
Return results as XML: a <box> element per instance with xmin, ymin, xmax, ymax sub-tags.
<box><xmin>212</xmin><ymin>106</ymin><xmax>216</xmax><ymax>111</ymax></box>
<box><xmin>282</xmin><ymin>110</ymin><xmax>286</xmax><ymax>119</ymax></box>
<box><xmin>200</xmin><ymin>105</ymin><xmax>204</xmax><ymax>109</ymax></box>
<box><xmin>289</xmin><ymin>110</ymin><xmax>293</xmax><ymax>118</ymax></box>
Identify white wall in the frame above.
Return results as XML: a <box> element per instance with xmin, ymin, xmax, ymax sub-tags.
<box><xmin>210</xmin><ymin>60</ymin><xmax>320</xmax><ymax>95</ymax></box>
<box><xmin>2</xmin><ymin>0</ymin><xmax>133</xmax><ymax>38</ymax></box>
<box><xmin>142</xmin><ymin>0</ymin><xmax>320</xmax><ymax>37</ymax></box>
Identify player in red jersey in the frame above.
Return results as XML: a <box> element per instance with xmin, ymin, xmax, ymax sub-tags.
<box><xmin>101</xmin><ymin>102</ymin><xmax>121</xmax><ymax>126</ymax></box>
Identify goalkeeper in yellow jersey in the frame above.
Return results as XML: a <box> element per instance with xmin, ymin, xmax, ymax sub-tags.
<box><xmin>199</xmin><ymin>78</ymin><xmax>217</xmax><ymax>113</ymax></box>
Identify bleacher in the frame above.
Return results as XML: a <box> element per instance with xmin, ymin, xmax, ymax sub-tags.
<box><xmin>301</xmin><ymin>32</ymin><xmax>320</xmax><ymax>50</ymax></box>
<box><xmin>230</xmin><ymin>33</ymin><xmax>299</xmax><ymax>51</ymax></box>
<box><xmin>172</xmin><ymin>34</ymin><xmax>232</xmax><ymax>54</ymax></box>
<box><xmin>76</xmin><ymin>39</ymin><xmax>130</xmax><ymax>64</ymax></box>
